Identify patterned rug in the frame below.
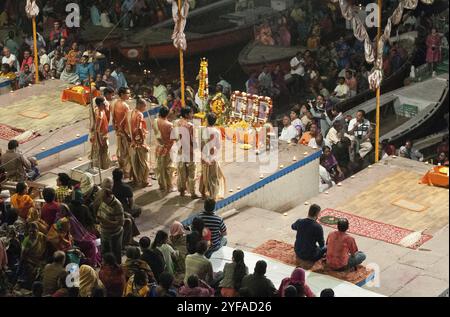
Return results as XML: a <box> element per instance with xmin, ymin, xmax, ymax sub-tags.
<box><xmin>0</xmin><ymin>124</ymin><xmax>39</xmax><ymax>144</ymax></box>
<box><xmin>318</xmin><ymin>208</ymin><xmax>433</xmax><ymax>249</ymax></box>
<box><xmin>252</xmin><ymin>240</ymin><xmax>374</xmax><ymax>286</ymax></box>
<box><xmin>253</xmin><ymin>239</ymin><xmax>298</xmax><ymax>266</ymax></box>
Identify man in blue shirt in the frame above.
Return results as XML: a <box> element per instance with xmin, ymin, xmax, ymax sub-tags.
<box><xmin>111</xmin><ymin>65</ymin><xmax>128</xmax><ymax>90</ymax></box>
<box><xmin>291</xmin><ymin>204</ymin><xmax>326</xmax><ymax>262</ymax></box>
<box><xmin>75</xmin><ymin>55</ymin><xmax>95</xmax><ymax>86</ymax></box>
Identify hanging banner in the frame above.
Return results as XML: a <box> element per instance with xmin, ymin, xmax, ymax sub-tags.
<box><xmin>168</xmin><ymin>0</ymin><xmax>190</xmax><ymax>51</ymax></box>
<box><xmin>25</xmin><ymin>0</ymin><xmax>40</xmax><ymax>18</ymax></box>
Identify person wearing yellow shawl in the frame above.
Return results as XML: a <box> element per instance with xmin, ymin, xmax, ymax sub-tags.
<box><xmin>47</xmin><ymin>217</ymin><xmax>73</xmax><ymax>252</ymax></box>
<box><xmin>124</xmin><ymin>270</ymin><xmax>151</xmax><ymax>297</ymax></box>
<box><xmin>79</xmin><ymin>264</ymin><xmax>105</xmax><ymax>297</ymax></box>
<box><xmin>19</xmin><ymin>222</ymin><xmax>47</xmax><ymax>289</ymax></box>
<box><xmin>199</xmin><ymin>113</ymin><xmax>226</xmax><ymax>200</ymax></box>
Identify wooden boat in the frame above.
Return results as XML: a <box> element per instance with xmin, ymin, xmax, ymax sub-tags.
<box><xmin>343</xmin><ymin>72</ymin><xmax>449</xmax><ymax>146</ymax></box>
<box><xmin>118</xmin><ymin>0</ymin><xmax>279</xmax><ymax>61</ymax></box>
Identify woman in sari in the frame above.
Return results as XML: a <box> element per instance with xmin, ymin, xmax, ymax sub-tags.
<box><xmin>169</xmin><ymin>221</ymin><xmax>188</xmax><ymax>274</ymax></box>
<box><xmin>66</xmin><ymin>42</ymin><xmax>81</xmax><ymax>66</ymax></box>
<box><xmin>123</xmin><ymin>270</ymin><xmax>151</xmax><ymax>297</ymax></box>
<box><xmin>79</xmin><ymin>264</ymin><xmax>105</xmax><ymax>297</ymax></box>
<box><xmin>99</xmin><ymin>253</ymin><xmax>126</xmax><ymax>297</ymax></box>
<box><xmin>321</xmin><ymin>146</ymin><xmax>344</xmax><ymax>183</ymax></box>
<box><xmin>426</xmin><ymin>28</ymin><xmax>442</xmax><ymax>70</ymax></box>
<box><xmin>47</xmin><ymin>217</ymin><xmax>73</xmax><ymax>252</ymax></box>
<box><xmin>10</xmin><ymin>182</ymin><xmax>34</xmax><ymax>221</ymax></box>
<box><xmin>278</xmin><ymin>267</ymin><xmax>315</xmax><ymax>297</ymax></box>
<box><xmin>277</xmin><ymin>17</ymin><xmax>291</xmax><ymax>47</ymax></box>
<box><xmin>57</xmin><ymin>203</ymin><xmax>100</xmax><ymax>267</ymax></box>
<box><xmin>18</xmin><ymin>222</ymin><xmax>47</xmax><ymax>289</ymax></box>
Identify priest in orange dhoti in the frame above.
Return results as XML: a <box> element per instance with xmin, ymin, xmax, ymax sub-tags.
<box><xmin>128</xmin><ymin>98</ymin><xmax>150</xmax><ymax>188</ymax></box>
<box><xmin>199</xmin><ymin>113</ymin><xmax>226</xmax><ymax>200</ymax></box>
<box><xmin>153</xmin><ymin>106</ymin><xmax>175</xmax><ymax>192</ymax></box>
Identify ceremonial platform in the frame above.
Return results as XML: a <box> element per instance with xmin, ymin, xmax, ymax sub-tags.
<box><xmin>0</xmin><ymin>80</ymin><xmax>92</xmax><ymax>169</ymax></box>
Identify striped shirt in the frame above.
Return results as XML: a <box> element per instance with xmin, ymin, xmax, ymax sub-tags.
<box><xmin>198</xmin><ymin>212</ymin><xmax>227</xmax><ymax>249</ymax></box>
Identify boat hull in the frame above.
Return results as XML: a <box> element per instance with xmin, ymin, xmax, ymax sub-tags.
<box><xmin>118</xmin><ymin>26</ymin><xmax>253</xmax><ymax>61</ymax></box>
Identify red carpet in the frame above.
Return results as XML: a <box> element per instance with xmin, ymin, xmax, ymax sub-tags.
<box><xmin>252</xmin><ymin>240</ymin><xmax>374</xmax><ymax>286</ymax></box>
<box><xmin>253</xmin><ymin>240</ymin><xmax>298</xmax><ymax>266</ymax></box>
<box><xmin>318</xmin><ymin>208</ymin><xmax>432</xmax><ymax>249</ymax></box>
<box><xmin>0</xmin><ymin>124</ymin><xmax>38</xmax><ymax>144</ymax></box>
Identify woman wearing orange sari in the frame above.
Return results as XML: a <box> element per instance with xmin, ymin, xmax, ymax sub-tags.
<box><xmin>47</xmin><ymin>217</ymin><xmax>73</xmax><ymax>252</ymax></box>
<box><xmin>10</xmin><ymin>182</ymin><xmax>35</xmax><ymax>221</ymax></box>
<box><xmin>66</xmin><ymin>42</ymin><xmax>81</xmax><ymax>66</ymax></box>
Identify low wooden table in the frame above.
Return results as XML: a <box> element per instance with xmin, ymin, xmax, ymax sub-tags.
<box><xmin>61</xmin><ymin>86</ymin><xmax>100</xmax><ymax>106</ymax></box>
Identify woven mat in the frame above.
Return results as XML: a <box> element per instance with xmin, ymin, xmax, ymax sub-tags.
<box><xmin>319</xmin><ymin>208</ymin><xmax>432</xmax><ymax>249</ymax></box>
<box><xmin>252</xmin><ymin>240</ymin><xmax>374</xmax><ymax>286</ymax></box>
<box><xmin>0</xmin><ymin>124</ymin><xmax>39</xmax><ymax>143</ymax></box>
<box><xmin>391</xmin><ymin>198</ymin><xmax>428</xmax><ymax>212</ymax></box>
<box><xmin>19</xmin><ymin>110</ymin><xmax>49</xmax><ymax>120</ymax></box>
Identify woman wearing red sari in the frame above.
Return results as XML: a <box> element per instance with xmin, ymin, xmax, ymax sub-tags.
<box><xmin>426</xmin><ymin>28</ymin><xmax>442</xmax><ymax>70</ymax></box>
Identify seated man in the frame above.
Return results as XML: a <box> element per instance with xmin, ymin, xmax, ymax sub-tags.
<box><xmin>326</xmin><ymin>218</ymin><xmax>366</xmax><ymax>271</ymax></box>
<box><xmin>198</xmin><ymin>198</ymin><xmax>227</xmax><ymax>258</ymax></box>
<box><xmin>291</xmin><ymin>204</ymin><xmax>326</xmax><ymax>262</ymax></box>
<box><xmin>399</xmin><ymin>140</ymin><xmax>424</xmax><ymax>161</ymax></box>
<box><xmin>279</xmin><ymin>115</ymin><xmax>297</xmax><ymax>142</ymax></box>
<box><xmin>0</xmin><ymin>140</ymin><xmax>31</xmax><ymax>182</ymax></box>
<box><xmin>346</xmin><ymin>110</ymin><xmax>373</xmax><ymax>161</ymax></box>
<box><xmin>241</xmin><ymin>260</ymin><xmax>277</xmax><ymax>297</ymax></box>
<box><xmin>330</xmin><ymin>77</ymin><xmax>350</xmax><ymax>104</ymax></box>
<box><xmin>75</xmin><ymin>55</ymin><xmax>95</xmax><ymax>86</ymax></box>
<box><xmin>184</xmin><ymin>240</ymin><xmax>214</xmax><ymax>286</ymax></box>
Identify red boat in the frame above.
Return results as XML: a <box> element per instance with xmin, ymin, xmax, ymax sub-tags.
<box><xmin>118</xmin><ymin>1</ymin><xmax>278</xmax><ymax>61</ymax></box>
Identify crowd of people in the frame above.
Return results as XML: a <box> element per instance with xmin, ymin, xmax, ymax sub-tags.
<box><xmin>0</xmin><ymin>0</ymin><xmax>448</xmax><ymax>298</ymax></box>
<box><xmin>0</xmin><ymin>173</ymin><xmax>346</xmax><ymax>297</ymax></box>
<box><xmin>247</xmin><ymin>6</ymin><xmax>419</xmax><ymax>106</ymax></box>
<box><xmin>0</xmin><ymin>1</ymin><xmax>213</xmax><ymax>32</ymax></box>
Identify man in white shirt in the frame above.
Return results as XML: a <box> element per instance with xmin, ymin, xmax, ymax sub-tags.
<box><xmin>308</xmin><ymin>133</ymin><xmax>331</xmax><ymax>149</ymax></box>
<box><xmin>346</xmin><ymin>110</ymin><xmax>373</xmax><ymax>160</ymax></box>
<box><xmin>279</xmin><ymin>115</ymin><xmax>298</xmax><ymax>142</ymax></box>
<box><xmin>319</xmin><ymin>165</ymin><xmax>334</xmax><ymax>193</ymax></box>
<box><xmin>399</xmin><ymin>140</ymin><xmax>424</xmax><ymax>161</ymax></box>
<box><xmin>2</xmin><ymin>47</ymin><xmax>19</xmax><ymax>72</ymax></box>
<box><xmin>39</xmin><ymin>48</ymin><xmax>50</xmax><ymax>68</ymax></box>
<box><xmin>288</xmin><ymin>52</ymin><xmax>305</xmax><ymax>94</ymax></box>
<box><xmin>331</xmin><ymin>77</ymin><xmax>350</xmax><ymax>104</ymax></box>
<box><xmin>326</xmin><ymin>121</ymin><xmax>343</xmax><ymax>146</ymax></box>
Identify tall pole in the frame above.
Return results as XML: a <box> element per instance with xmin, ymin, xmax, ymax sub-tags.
<box><xmin>375</xmin><ymin>0</ymin><xmax>382</xmax><ymax>162</ymax></box>
<box><xmin>32</xmin><ymin>16</ymin><xmax>39</xmax><ymax>84</ymax></box>
<box><xmin>178</xmin><ymin>0</ymin><xmax>186</xmax><ymax>107</ymax></box>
